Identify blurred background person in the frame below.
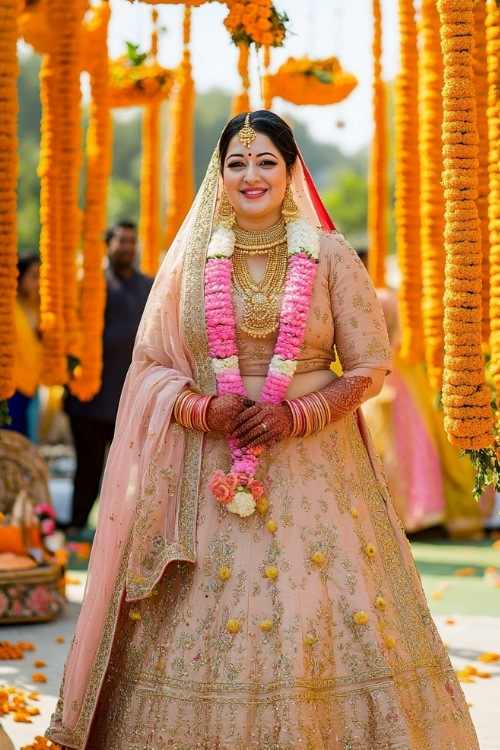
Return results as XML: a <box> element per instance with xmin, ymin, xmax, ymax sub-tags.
<box><xmin>63</xmin><ymin>220</ymin><xmax>154</xmax><ymax>540</ymax></box>
<box><xmin>5</xmin><ymin>253</ymin><xmax>42</xmax><ymax>441</ymax></box>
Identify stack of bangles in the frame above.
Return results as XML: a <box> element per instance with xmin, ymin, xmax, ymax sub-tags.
<box><xmin>174</xmin><ymin>389</ymin><xmax>213</xmax><ymax>432</ymax></box>
<box><xmin>284</xmin><ymin>391</ymin><xmax>331</xmax><ymax>437</ymax></box>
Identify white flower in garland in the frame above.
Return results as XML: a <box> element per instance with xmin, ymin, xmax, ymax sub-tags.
<box><xmin>207</xmin><ymin>226</ymin><xmax>235</xmax><ymax>258</ymax></box>
<box><xmin>212</xmin><ymin>355</ymin><xmax>239</xmax><ymax>373</ymax></box>
<box><xmin>226</xmin><ymin>491</ymin><xmax>256</xmax><ymax>518</ymax></box>
<box><xmin>286</xmin><ymin>218</ymin><xmax>320</xmax><ymax>260</ymax></box>
<box><xmin>268</xmin><ymin>355</ymin><xmax>297</xmax><ymax>378</ymax></box>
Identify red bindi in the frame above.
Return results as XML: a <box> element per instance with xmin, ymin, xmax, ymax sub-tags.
<box><xmin>248</xmin><ymin>153</ymin><xmax>252</xmax><ymax>156</ymax></box>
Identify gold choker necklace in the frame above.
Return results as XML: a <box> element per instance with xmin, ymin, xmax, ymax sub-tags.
<box><xmin>233</xmin><ymin>217</ymin><xmax>287</xmax><ymax>256</ymax></box>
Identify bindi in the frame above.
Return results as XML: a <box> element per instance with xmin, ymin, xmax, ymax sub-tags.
<box><xmin>248</xmin><ymin>153</ymin><xmax>252</xmax><ymax>156</ymax></box>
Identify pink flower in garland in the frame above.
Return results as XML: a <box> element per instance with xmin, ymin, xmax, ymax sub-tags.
<box><xmin>205</xmin><ymin>216</ymin><xmax>320</xmax><ymax>517</ymax></box>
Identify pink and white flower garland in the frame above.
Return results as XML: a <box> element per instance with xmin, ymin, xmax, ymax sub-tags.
<box><xmin>205</xmin><ymin>216</ymin><xmax>320</xmax><ymax>517</ymax></box>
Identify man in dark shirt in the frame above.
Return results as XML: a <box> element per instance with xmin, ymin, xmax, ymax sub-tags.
<box><xmin>65</xmin><ymin>220</ymin><xmax>154</xmax><ymax>538</ymax></box>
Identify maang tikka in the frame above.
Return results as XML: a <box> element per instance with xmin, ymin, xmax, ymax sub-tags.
<box><xmin>238</xmin><ymin>112</ymin><xmax>257</xmax><ymax>148</ymax></box>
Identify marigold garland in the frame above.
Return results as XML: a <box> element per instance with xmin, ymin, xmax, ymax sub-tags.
<box><xmin>474</xmin><ymin>0</ymin><xmax>491</xmax><ymax>344</ymax></box>
<box><xmin>265</xmin><ymin>56</ymin><xmax>357</xmax><ymax>107</ymax></box>
<box><xmin>0</xmin><ymin>0</ymin><xmax>19</xmax><ymax>407</ymax></box>
<box><xmin>69</xmin><ymin>0</ymin><xmax>111</xmax><ymax>401</ymax></box>
<box><xmin>224</xmin><ymin>0</ymin><xmax>287</xmax><ymax>48</ymax></box>
<box><xmin>418</xmin><ymin>0</ymin><xmax>446</xmax><ymax>390</ymax></box>
<box><xmin>139</xmin><ymin>101</ymin><xmax>161</xmax><ymax>275</ymax></box>
<box><xmin>17</xmin><ymin>0</ymin><xmax>53</xmax><ymax>54</ymax></box>
<box><xmin>108</xmin><ymin>55</ymin><xmax>174</xmax><ymax>109</ymax></box>
<box><xmin>394</xmin><ymin>0</ymin><xmax>423</xmax><ymax>363</ymax></box>
<box><xmin>231</xmin><ymin>41</ymin><xmax>251</xmax><ymax>117</ymax></box>
<box><xmin>138</xmin><ymin>10</ymin><xmax>162</xmax><ymax>276</ymax></box>
<box><xmin>367</xmin><ymin>0</ymin><xmax>388</xmax><ymax>288</ymax></box>
<box><xmin>487</xmin><ymin>0</ymin><xmax>500</xmax><ymax>396</ymax></box>
<box><xmin>164</xmin><ymin>5</ymin><xmax>195</xmax><ymax>249</ymax></box>
<box><xmin>438</xmin><ymin>0</ymin><xmax>494</xmax><ymax>455</ymax></box>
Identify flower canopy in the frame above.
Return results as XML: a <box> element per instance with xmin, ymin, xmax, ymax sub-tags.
<box><xmin>265</xmin><ymin>56</ymin><xmax>357</xmax><ymax>106</ymax></box>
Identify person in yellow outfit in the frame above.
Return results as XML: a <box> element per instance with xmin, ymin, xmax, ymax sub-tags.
<box><xmin>5</xmin><ymin>253</ymin><xmax>43</xmax><ymax>439</ymax></box>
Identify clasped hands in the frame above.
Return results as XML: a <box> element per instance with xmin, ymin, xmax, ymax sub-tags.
<box><xmin>206</xmin><ymin>394</ymin><xmax>293</xmax><ymax>452</ymax></box>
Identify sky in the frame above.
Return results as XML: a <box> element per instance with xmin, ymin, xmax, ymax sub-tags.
<box><xmin>107</xmin><ymin>0</ymin><xmax>400</xmax><ymax>155</ymax></box>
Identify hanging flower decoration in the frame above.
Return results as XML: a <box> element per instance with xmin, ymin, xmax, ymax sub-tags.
<box><xmin>108</xmin><ymin>43</ymin><xmax>174</xmax><ymax>109</ymax></box>
<box><xmin>164</xmin><ymin>5</ymin><xmax>195</xmax><ymax>249</ymax></box>
<box><xmin>418</xmin><ymin>0</ymin><xmax>446</xmax><ymax>390</ymax></box>
<box><xmin>394</xmin><ymin>0</ymin><xmax>423</xmax><ymax>364</ymax></box>
<box><xmin>474</xmin><ymin>0</ymin><xmax>491</xmax><ymax>346</ymax></box>
<box><xmin>487</xmin><ymin>0</ymin><xmax>500</xmax><ymax>397</ymax></box>
<box><xmin>38</xmin><ymin>0</ymin><xmax>87</xmax><ymax>387</ymax></box>
<box><xmin>437</xmin><ymin>0</ymin><xmax>495</xmax><ymax>489</ymax></box>
<box><xmin>17</xmin><ymin>0</ymin><xmax>53</xmax><ymax>54</ymax></box>
<box><xmin>130</xmin><ymin>0</ymin><xmax>208</xmax><ymax>5</ymax></box>
<box><xmin>0</xmin><ymin>0</ymin><xmax>19</xmax><ymax>408</ymax></box>
<box><xmin>367</xmin><ymin>0</ymin><xmax>388</xmax><ymax>289</ymax></box>
<box><xmin>265</xmin><ymin>56</ymin><xmax>357</xmax><ymax>107</ymax></box>
<box><xmin>224</xmin><ymin>0</ymin><xmax>288</xmax><ymax>48</ymax></box>
<box><xmin>139</xmin><ymin>10</ymin><xmax>161</xmax><ymax>276</ymax></box>
<box><xmin>231</xmin><ymin>41</ymin><xmax>251</xmax><ymax>117</ymax></box>
<box><xmin>70</xmin><ymin>0</ymin><xmax>112</xmax><ymax>401</ymax></box>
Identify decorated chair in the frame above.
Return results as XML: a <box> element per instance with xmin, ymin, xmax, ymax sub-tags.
<box><xmin>0</xmin><ymin>430</ymin><xmax>65</xmax><ymax>624</ymax></box>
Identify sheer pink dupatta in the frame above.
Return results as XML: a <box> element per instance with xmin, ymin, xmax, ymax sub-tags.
<box><xmin>48</xmin><ymin>152</ymin><xmax>220</xmax><ymax>747</ymax></box>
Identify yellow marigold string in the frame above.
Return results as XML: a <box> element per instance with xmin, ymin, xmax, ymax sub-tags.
<box><xmin>438</xmin><ymin>0</ymin><xmax>494</xmax><ymax>458</ymax></box>
<box><xmin>17</xmin><ymin>0</ymin><xmax>53</xmax><ymax>54</ymax></box>
<box><xmin>231</xmin><ymin>41</ymin><xmax>251</xmax><ymax>117</ymax></box>
<box><xmin>0</xmin><ymin>0</ymin><xmax>19</xmax><ymax>407</ymax></box>
<box><xmin>474</xmin><ymin>0</ymin><xmax>491</xmax><ymax>345</ymax></box>
<box><xmin>394</xmin><ymin>0</ymin><xmax>423</xmax><ymax>363</ymax></box>
<box><xmin>164</xmin><ymin>5</ymin><xmax>195</xmax><ymax>249</ymax></box>
<box><xmin>367</xmin><ymin>0</ymin><xmax>388</xmax><ymax>288</ymax></box>
<box><xmin>418</xmin><ymin>0</ymin><xmax>446</xmax><ymax>391</ymax></box>
<box><xmin>487</xmin><ymin>0</ymin><xmax>500</xmax><ymax>396</ymax></box>
<box><xmin>139</xmin><ymin>10</ymin><xmax>161</xmax><ymax>276</ymax></box>
<box><xmin>69</xmin><ymin>0</ymin><xmax>111</xmax><ymax>401</ymax></box>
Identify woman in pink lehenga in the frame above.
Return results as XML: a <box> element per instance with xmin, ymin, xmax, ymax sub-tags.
<box><xmin>47</xmin><ymin>111</ymin><xmax>479</xmax><ymax>749</ymax></box>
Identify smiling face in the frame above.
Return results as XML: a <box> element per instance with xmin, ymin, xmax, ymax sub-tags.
<box><xmin>222</xmin><ymin>132</ymin><xmax>288</xmax><ymax>230</ymax></box>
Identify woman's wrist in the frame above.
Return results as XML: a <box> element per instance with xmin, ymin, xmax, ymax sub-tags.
<box><xmin>283</xmin><ymin>391</ymin><xmax>331</xmax><ymax>437</ymax></box>
<box><xmin>174</xmin><ymin>389</ymin><xmax>213</xmax><ymax>432</ymax></box>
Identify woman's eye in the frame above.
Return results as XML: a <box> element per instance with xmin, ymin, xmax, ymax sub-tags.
<box><xmin>260</xmin><ymin>160</ymin><xmax>278</xmax><ymax>167</ymax></box>
<box><xmin>227</xmin><ymin>161</ymin><xmax>245</xmax><ymax>169</ymax></box>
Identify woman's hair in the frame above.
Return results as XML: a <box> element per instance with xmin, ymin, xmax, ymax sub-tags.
<box><xmin>17</xmin><ymin>253</ymin><xmax>40</xmax><ymax>284</ymax></box>
<box><xmin>219</xmin><ymin>110</ymin><xmax>298</xmax><ymax>172</ymax></box>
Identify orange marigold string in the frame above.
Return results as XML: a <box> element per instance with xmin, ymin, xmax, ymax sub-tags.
<box><xmin>487</xmin><ymin>0</ymin><xmax>500</xmax><ymax>397</ymax></box>
<box><xmin>140</xmin><ymin>102</ymin><xmax>161</xmax><ymax>275</ymax></box>
<box><xmin>438</xmin><ymin>0</ymin><xmax>494</xmax><ymax>460</ymax></box>
<box><xmin>418</xmin><ymin>0</ymin><xmax>446</xmax><ymax>390</ymax></box>
<box><xmin>57</xmin><ymin>0</ymin><xmax>86</xmax><ymax>365</ymax></box>
<box><xmin>367</xmin><ymin>0</ymin><xmax>388</xmax><ymax>288</ymax></box>
<box><xmin>164</xmin><ymin>5</ymin><xmax>195</xmax><ymax>249</ymax></box>
<box><xmin>0</xmin><ymin>0</ymin><xmax>19</xmax><ymax>413</ymax></box>
<box><xmin>394</xmin><ymin>0</ymin><xmax>423</xmax><ymax>363</ymax></box>
<box><xmin>69</xmin><ymin>0</ymin><xmax>111</xmax><ymax>401</ymax></box>
<box><xmin>231</xmin><ymin>40</ymin><xmax>251</xmax><ymax>117</ymax></box>
<box><xmin>474</xmin><ymin>0</ymin><xmax>491</xmax><ymax>345</ymax></box>
<box><xmin>139</xmin><ymin>9</ymin><xmax>161</xmax><ymax>276</ymax></box>
<box><xmin>261</xmin><ymin>44</ymin><xmax>272</xmax><ymax>109</ymax></box>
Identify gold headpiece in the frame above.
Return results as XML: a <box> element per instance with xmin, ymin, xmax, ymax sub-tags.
<box><xmin>238</xmin><ymin>112</ymin><xmax>257</xmax><ymax>149</ymax></box>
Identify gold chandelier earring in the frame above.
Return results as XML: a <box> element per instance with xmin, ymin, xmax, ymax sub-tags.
<box><xmin>282</xmin><ymin>180</ymin><xmax>299</xmax><ymax>224</ymax></box>
<box><xmin>216</xmin><ymin>188</ymin><xmax>236</xmax><ymax>230</ymax></box>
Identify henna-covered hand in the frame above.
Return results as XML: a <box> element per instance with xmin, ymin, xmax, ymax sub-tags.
<box><xmin>206</xmin><ymin>394</ymin><xmax>254</xmax><ymax>434</ymax></box>
<box><xmin>230</xmin><ymin>402</ymin><xmax>294</xmax><ymax>449</ymax></box>
<box><xmin>319</xmin><ymin>375</ymin><xmax>373</xmax><ymax>421</ymax></box>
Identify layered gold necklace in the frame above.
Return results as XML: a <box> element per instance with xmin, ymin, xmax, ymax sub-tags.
<box><xmin>232</xmin><ymin>218</ymin><xmax>288</xmax><ymax>338</ymax></box>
